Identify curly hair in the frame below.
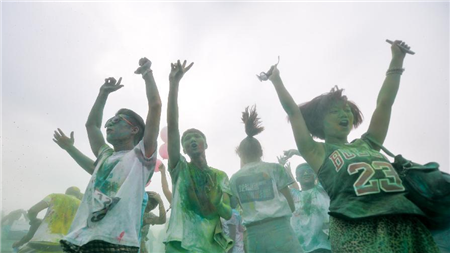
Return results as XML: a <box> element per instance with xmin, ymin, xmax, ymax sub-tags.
<box><xmin>299</xmin><ymin>86</ymin><xmax>363</xmax><ymax>140</ymax></box>
<box><xmin>236</xmin><ymin>106</ymin><xmax>264</xmax><ymax>160</ymax></box>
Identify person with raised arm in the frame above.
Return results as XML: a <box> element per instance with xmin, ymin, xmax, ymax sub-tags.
<box><xmin>164</xmin><ymin>60</ymin><xmax>233</xmax><ymax>253</ymax></box>
<box><xmin>53</xmin><ymin>128</ymin><xmax>95</xmax><ymax>174</ymax></box>
<box><xmin>229</xmin><ymin>106</ymin><xmax>300</xmax><ymax>253</ymax></box>
<box><xmin>267</xmin><ymin>41</ymin><xmax>439</xmax><ymax>252</ymax></box>
<box><xmin>13</xmin><ymin>187</ymin><xmax>82</xmax><ymax>253</ymax></box>
<box><xmin>60</xmin><ymin>57</ymin><xmax>161</xmax><ymax>253</ymax></box>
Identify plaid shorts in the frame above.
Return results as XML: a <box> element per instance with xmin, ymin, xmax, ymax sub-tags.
<box><xmin>60</xmin><ymin>240</ymin><xmax>139</xmax><ymax>253</ymax></box>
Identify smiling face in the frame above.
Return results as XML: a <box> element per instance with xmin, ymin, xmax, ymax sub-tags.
<box><xmin>181</xmin><ymin>129</ymin><xmax>208</xmax><ymax>158</ymax></box>
<box><xmin>322</xmin><ymin>100</ymin><xmax>354</xmax><ymax>141</ymax></box>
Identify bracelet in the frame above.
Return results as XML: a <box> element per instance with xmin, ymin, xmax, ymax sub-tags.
<box><xmin>386</xmin><ymin>68</ymin><xmax>405</xmax><ymax>76</ymax></box>
<box><xmin>142</xmin><ymin>69</ymin><xmax>153</xmax><ymax>77</ymax></box>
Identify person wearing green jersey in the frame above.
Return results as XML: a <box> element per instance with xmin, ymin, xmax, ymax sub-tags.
<box><xmin>267</xmin><ymin>40</ymin><xmax>439</xmax><ymax>252</ymax></box>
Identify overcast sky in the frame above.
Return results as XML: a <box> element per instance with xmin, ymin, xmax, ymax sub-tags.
<box><xmin>1</xmin><ymin>1</ymin><xmax>449</xmax><ymax>216</ymax></box>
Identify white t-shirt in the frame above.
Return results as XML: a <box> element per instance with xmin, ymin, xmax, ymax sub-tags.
<box><xmin>63</xmin><ymin>140</ymin><xmax>156</xmax><ymax>247</ymax></box>
<box><xmin>290</xmin><ymin>185</ymin><xmax>331</xmax><ymax>252</ymax></box>
<box><xmin>229</xmin><ymin>161</ymin><xmax>294</xmax><ymax>226</ymax></box>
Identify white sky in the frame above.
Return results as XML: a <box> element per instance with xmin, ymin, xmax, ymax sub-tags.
<box><xmin>1</xmin><ymin>1</ymin><xmax>449</xmax><ymax>218</ymax></box>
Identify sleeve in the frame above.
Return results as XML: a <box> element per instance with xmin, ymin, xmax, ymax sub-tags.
<box><xmin>42</xmin><ymin>194</ymin><xmax>53</xmax><ymax>206</ymax></box>
<box><xmin>218</xmin><ymin>171</ymin><xmax>233</xmax><ymax>196</ymax></box>
<box><xmin>273</xmin><ymin>163</ymin><xmax>295</xmax><ymax>191</ymax></box>
<box><xmin>134</xmin><ymin>140</ymin><xmax>157</xmax><ymax>170</ymax></box>
<box><xmin>93</xmin><ymin>144</ymin><xmax>114</xmax><ymax>168</ymax></box>
<box><xmin>169</xmin><ymin>155</ymin><xmax>187</xmax><ymax>184</ymax></box>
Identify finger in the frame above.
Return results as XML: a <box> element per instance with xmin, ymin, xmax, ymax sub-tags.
<box><xmin>57</xmin><ymin>128</ymin><xmax>66</xmax><ymax>138</ymax></box>
<box><xmin>54</xmin><ymin>131</ymin><xmax>61</xmax><ymax>139</ymax></box>
<box><xmin>117</xmin><ymin>77</ymin><xmax>122</xmax><ymax>86</ymax></box>
<box><xmin>182</xmin><ymin>60</ymin><xmax>187</xmax><ymax>68</ymax></box>
<box><xmin>70</xmin><ymin>131</ymin><xmax>74</xmax><ymax>140</ymax></box>
<box><xmin>177</xmin><ymin>60</ymin><xmax>182</xmax><ymax>68</ymax></box>
<box><xmin>185</xmin><ymin>62</ymin><xmax>194</xmax><ymax>72</ymax></box>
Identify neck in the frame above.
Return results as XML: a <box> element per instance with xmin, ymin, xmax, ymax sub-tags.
<box><xmin>112</xmin><ymin>139</ymin><xmax>135</xmax><ymax>152</ymax></box>
<box><xmin>300</xmin><ymin>182</ymin><xmax>315</xmax><ymax>191</ymax></box>
<box><xmin>190</xmin><ymin>154</ymin><xmax>208</xmax><ymax>170</ymax></box>
<box><xmin>240</xmin><ymin>157</ymin><xmax>261</xmax><ymax>168</ymax></box>
<box><xmin>325</xmin><ymin>135</ymin><xmax>348</xmax><ymax>145</ymax></box>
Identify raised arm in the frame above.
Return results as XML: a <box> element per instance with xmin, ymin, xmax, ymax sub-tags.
<box><xmin>167</xmin><ymin>60</ymin><xmax>194</xmax><ymax>170</ymax></box>
<box><xmin>144</xmin><ymin>193</ymin><xmax>166</xmax><ymax>225</ymax></box>
<box><xmin>280</xmin><ymin>186</ymin><xmax>295</xmax><ymax>212</ymax></box>
<box><xmin>53</xmin><ymin>129</ymin><xmax>95</xmax><ymax>174</ymax></box>
<box><xmin>13</xmin><ymin>200</ymin><xmax>49</xmax><ymax>248</ymax></box>
<box><xmin>366</xmin><ymin>40</ymin><xmax>409</xmax><ymax>145</ymax></box>
<box><xmin>269</xmin><ymin>67</ymin><xmax>325</xmax><ymax>172</ymax></box>
<box><xmin>159</xmin><ymin>163</ymin><xmax>172</xmax><ymax>204</ymax></box>
<box><xmin>135</xmin><ymin>58</ymin><xmax>162</xmax><ymax>158</ymax></box>
<box><xmin>85</xmin><ymin>77</ymin><xmax>123</xmax><ymax>156</ymax></box>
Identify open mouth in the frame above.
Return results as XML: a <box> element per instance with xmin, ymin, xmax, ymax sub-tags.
<box><xmin>191</xmin><ymin>143</ymin><xmax>198</xmax><ymax>148</ymax></box>
<box><xmin>339</xmin><ymin>120</ymin><xmax>349</xmax><ymax>127</ymax></box>
<box><xmin>106</xmin><ymin>128</ymin><xmax>113</xmax><ymax>133</ymax></box>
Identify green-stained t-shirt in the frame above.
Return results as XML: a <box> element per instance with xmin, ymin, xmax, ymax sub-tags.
<box><xmin>317</xmin><ymin>137</ymin><xmax>424</xmax><ymax>220</ymax></box>
<box><xmin>165</xmin><ymin>156</ymin><xmax>233</xmax><ymax>253</ymax></box>
<box><xmin>31</xmin><ymin>193</ymin><xmax>81</xmax><ymax>243</ymax></box>
<box><xmin>290</xmin><ymin>185</ymin><xmax>331</xmax><ymax>252</ymax></box>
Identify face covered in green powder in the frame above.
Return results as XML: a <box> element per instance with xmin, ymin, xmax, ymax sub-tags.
<box><xmin>182</xmin><ymin>130</ymin><xmax>208</xmax><ymax>158</ymax></box>
<box><xmin>104</xmin><ymin>114</ymin><xmax>139</xmax><ymax>145</ymax></box>
<box><xmin>322</xmin><ymin>101</ymin><xmax>354</xmax><ymax>141</ymax></box>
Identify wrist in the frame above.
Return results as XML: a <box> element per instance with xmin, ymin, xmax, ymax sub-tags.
<box><xmin>98</xmin><ymin>90</ymin><xmax>110</xmax><ymax>97</ymax></box>
<box><xmin>142</xmin><ymin>69</ymin><xmax>153</xmax><ymax>78</ymax></box>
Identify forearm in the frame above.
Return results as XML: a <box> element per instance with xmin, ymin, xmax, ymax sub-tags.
<box><xmin>280</xmin><ymin>187</ymin><xmax>295</xmax><ymax>212</ymax></box>
<box><xmin>157</xmin><ymin>200</ymin><xmax>166</xmax><ymax>224</ymax></box>
<box><xmin>85</xmin><ymin>91</ymin><xmax>108</xmax><ymax>128</ymax></box>
<box><xmin>65</xmin><ymin>146</ymin><xmax>95</xmax><ymax>175</ymax></box>
<box><xmin>377</xmin><ymin>57</ymin><xmax>404</xmax><ymax>107</ymax></box>
<box><xmin>160</xmin><ymin>172</ymin><xmax>172</xmax><ymax>203</ymax></box>
<box><xmin>216</xmin><ymin>201</ymin><xmax>232</xmax><ymax>220</ymax></box>
<box><xmin>143</xmin><ymin>72</ymin><xmax>162</xmax><ymax>156</ymax></box>
<box><xmin>167</xmin><ymin>82</ymin><xmax>181</xmax><ymax>169</ymax></box>
<box><xmin>271</xmin><ymin>77</ymin><xmax>301</xmax><ymax>116</ymax></box>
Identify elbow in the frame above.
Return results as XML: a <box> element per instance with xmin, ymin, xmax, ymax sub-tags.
<box><xmin>149</xmin><ymin>97</ymin><xmax>162</xmax><ymax>111</ymax></box>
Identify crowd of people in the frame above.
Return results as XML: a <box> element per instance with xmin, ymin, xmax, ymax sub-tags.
<box><xmin>2</xmin><ymin>40</ymin><xmax>449</xmax><ymax>253</ymax></box>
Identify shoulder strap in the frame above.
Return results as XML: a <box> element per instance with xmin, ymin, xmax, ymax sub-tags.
<box><xmin>362</xmin><ymin>134</ymin><xmax>396</xmax><ymax>158</ymax></box>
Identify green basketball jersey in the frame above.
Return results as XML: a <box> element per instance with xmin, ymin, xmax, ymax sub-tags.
<box><xmin>317</xmin><ymin>137</ymin><xmax>424</xmax><ymax>220</ymax></box>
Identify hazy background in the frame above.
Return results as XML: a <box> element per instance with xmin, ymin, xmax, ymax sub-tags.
<box><xmin>2</xmin><ymin>2</ymin><xmax>449</xmax><ymax>221</ymax></box>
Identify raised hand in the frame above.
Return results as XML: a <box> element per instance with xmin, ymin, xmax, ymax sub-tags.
<box><xmin>134</xmin><ymin>57</ymin><xmax>152</xmax><ymax>76</ymax></box>
<box><xmin>169</xmin><ymin>60</ymin><xmax>194</xmax><ymax>84</ymax></box>
<box><xmin>268</xmin><ymin>64</ymin><xmax>281</xmax><ymax>82</ymax></box>
<box><xmin>277</xmin><ymin>155</ymin><xmax>288</xmax><ymax>166</ymax></box>
<box><xmin>391</xmin><ymin>40</ymin><xmax>410</xmax><ymax>60</ymax></box>
<box><xmin>283</xmin><ymin>149</ymin><xmax>300</xmax><ymax>159</ymax></box>
<box><xmin>53</xmin><ymin>128</ymin><xmax>74</xmax><ymax>150</ymax></box>
<box><xmin>100</xmin><ymin>77</ymin><xmax>124</xmax><ymax>94</ymax></box>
